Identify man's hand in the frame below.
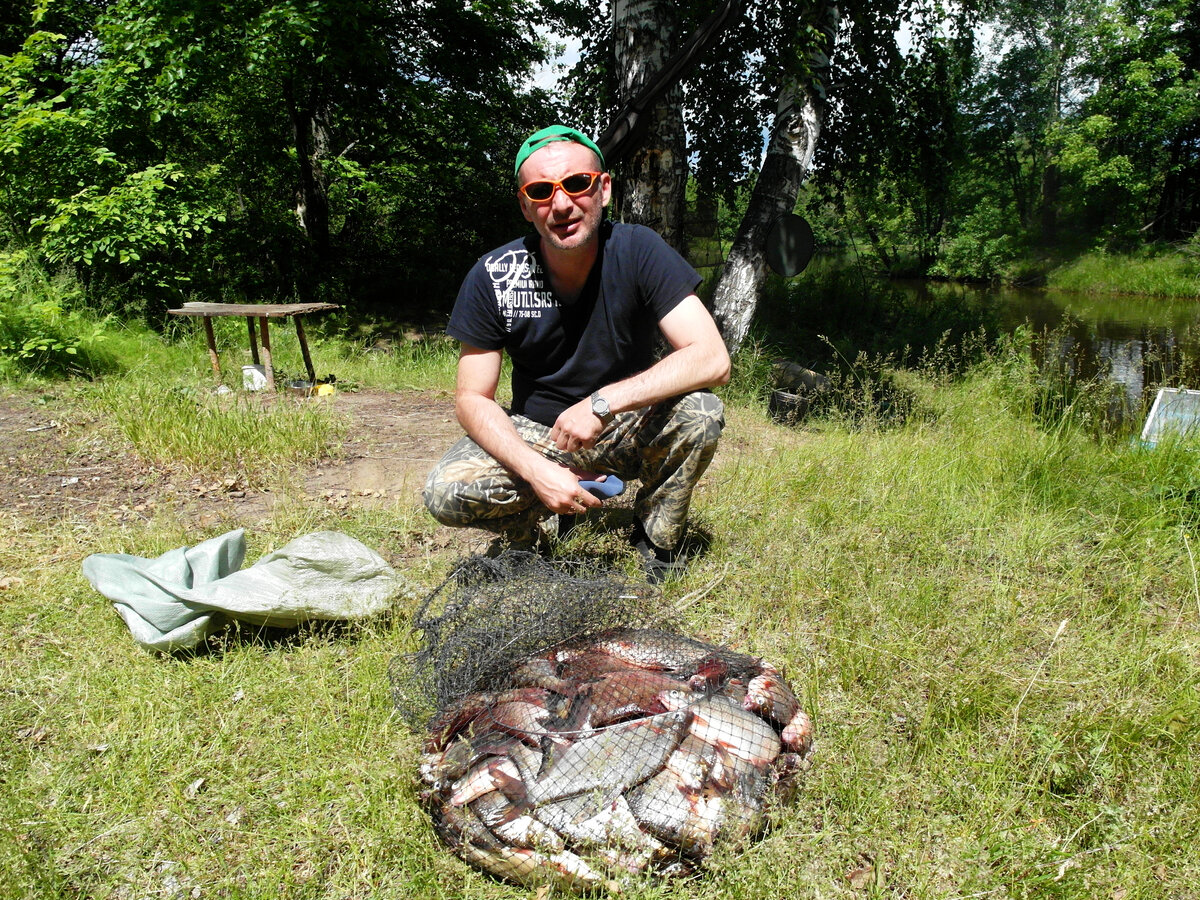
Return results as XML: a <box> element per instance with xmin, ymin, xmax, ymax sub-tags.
<box><xmin>527</xmin><ymin>456</ymin><xmax>603</xmax><ymax>514</ymax></box>
<box><xmin>550</xmin><ymin>398</ymin><xmax>605</xmax><ymax>452</ymax></box>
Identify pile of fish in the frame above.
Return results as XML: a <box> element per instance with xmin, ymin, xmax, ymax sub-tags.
<box><xmin>418</xmin><ymin>628</ymin><xmax>813</xmax><ymax>891</ymax></box>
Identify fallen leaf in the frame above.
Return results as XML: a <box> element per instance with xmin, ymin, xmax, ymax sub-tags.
<box><xmin>17</xmin><ymin>725</ymin><xmax>50</xmax><ymax>745</ymax></box>
<box><xmin>847</xmin><ymin>854</ymin><xmax>876</xmax><ymax>891</ymax></box>
<box><xmin>0</xmin><ymin>576</ymin><xmax>25</xmax><ymax>589</ymax></box>
<box><xmin>230</xmin><ymin>689</ymin><xmax>245</xmax><ymax>704</ymax></box>
<box><xmin>185</xmin><ymin>777</ymin><xmax>206</xmax><ymax>799</ymax></box>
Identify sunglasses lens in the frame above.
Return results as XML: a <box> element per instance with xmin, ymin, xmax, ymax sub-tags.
<box><xmin>561</xmin><ymin>173</ymin><xmax>595</xmax><ymax>194</ymax></box>
<box><xmin>523</xmin><ymin>182</ymin><xmax>555</xmax><ymax>201</ymax></box>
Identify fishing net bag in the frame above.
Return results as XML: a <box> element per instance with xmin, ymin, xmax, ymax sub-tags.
<box><xmin>391</xmin><ymin>551</ymin><xmax>814</xmax><ymax>891</ymax></box>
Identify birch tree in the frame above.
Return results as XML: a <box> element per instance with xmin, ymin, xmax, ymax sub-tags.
<box><xmin>710</xmin><ymin>2</ymin><xmax>838</xmax><ymax>351</ymax></box>
<box><xmin>611</xmin><ymin>0</ymin><xmax>688</xmax><ymax>249</ymax></box>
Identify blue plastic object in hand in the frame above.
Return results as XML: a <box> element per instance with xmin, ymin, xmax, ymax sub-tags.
<box><xmin>579</xmin><ymin>475</ymin><xmax>625</xmax><ymax>499</ymax></box>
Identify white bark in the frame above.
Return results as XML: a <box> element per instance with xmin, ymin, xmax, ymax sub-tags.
<box><xmin>613</xmin><ymin>0</ymin><xmax>688</xmax><ymax>250</ymax></box>
<box><xmin>710</xmin><ymin>1</ymin><xmax>839</xmax><ymax>353</ymax></box>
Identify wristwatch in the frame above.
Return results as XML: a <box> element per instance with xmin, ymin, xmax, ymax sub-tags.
<box><xmin>590</xmin><ymin>392</ymin><xmax>615</xmax><ymax>425</ymax></box>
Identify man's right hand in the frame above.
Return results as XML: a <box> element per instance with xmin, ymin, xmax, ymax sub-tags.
<box><xmin>528</xmin><ymin>458</ymin><xmax>604</xmax><ymax>515</ymax></box>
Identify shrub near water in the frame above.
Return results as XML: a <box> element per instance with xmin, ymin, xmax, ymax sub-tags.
<box><xmin>1049</xmin><ymin>249</ymin><xmax>1200</xmax><ymax>298</ymax></box>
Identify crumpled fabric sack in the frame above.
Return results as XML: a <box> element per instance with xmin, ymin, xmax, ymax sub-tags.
<box><xmin>82</xmin><ymin>528</ymin><xmax>407</xmax><ymax>652</ymax></box>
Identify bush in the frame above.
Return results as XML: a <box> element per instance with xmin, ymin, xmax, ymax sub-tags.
<box><xmin>0</xmin><ymin>249</ymin><xmax>115</xmax><ymax>378</ymax></box>
<box><xmin>928</xmin><ymin>206</ymin><xmax>1021</xmax><ymax>281</ymax></box>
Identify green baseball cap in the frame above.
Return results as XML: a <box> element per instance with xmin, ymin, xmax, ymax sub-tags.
<box><xmin>514</xmin><ymin>125</ymin><xmax>605</xmax><ymax>179</ymax></box>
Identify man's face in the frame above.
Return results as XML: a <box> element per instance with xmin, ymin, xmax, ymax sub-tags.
<box><xmin>517</xmin><ymin>141</ymin><xmax>611</xmax><ymax>254</ymax></box>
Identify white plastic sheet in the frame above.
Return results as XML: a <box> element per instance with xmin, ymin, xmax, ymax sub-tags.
<box><xmin>82</xmin><ymin>529</ymin><xmax>407</xmax><ymax>652</ymax></box>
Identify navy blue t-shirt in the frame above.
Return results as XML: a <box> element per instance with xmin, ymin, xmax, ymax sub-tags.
<box><xmin>447</xmin><ymin>222</ymin><xmax>701</xmax><ymax>426</ymax></box>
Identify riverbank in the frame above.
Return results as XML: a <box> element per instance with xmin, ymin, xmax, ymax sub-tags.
<box><xmin>1045</xmin><ymin>248</ymin><xmax>1200</xmax><ymax>298</ymax></box>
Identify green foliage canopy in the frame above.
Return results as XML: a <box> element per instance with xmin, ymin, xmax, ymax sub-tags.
<box><xmin>0</xmin><ymin>0</ymin><xmax>571</xmax><ymax>315</ymax></box>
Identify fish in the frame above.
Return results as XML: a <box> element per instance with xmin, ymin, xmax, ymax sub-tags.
<box><xmin>781</xmin><ymin>707</ymin><xmax>815</xmax><ymax>755</ymax></box>
<box><xmin>659</xmin><ymin>691</ymin><xmax>782</xmax><ymax>767</ymax></box>
<box><xmin>625</xmin><ymin>767</ymin><xmax>724</xmax><ymax>855</ymax></box>
<box><xmin>481</xmin><ymin>695</ymin><xmax>553</xmax><ymax>746</ymax></box>
<box><xmin>663</xmin><ymin>734</ymin><xmax>719</xmax><ymax>791</ymax></box>
<box><xmin>556</xmin><ymin>650</ymin><xmax>647</xmax><ymax>683</ymax></box>
<box><xmin>450</xmin><ymin>756</ymin><xmax>523</xmax><ymax>807</ymax></box>
<box><xmin>583</xmin><ymin>628</ymin><xmax>727</xmax><ymax>673</ymax></box>
<box><xmin>627</xmin><ymin>762</ymin><xmax>768</xmax><ymax>856</ymax></box>
<box><xmin>429</xmin><ymin>793</ymin><xmax>504</xmax><ymax>852</ymax></box>
<box><xmin>533</xmin><ymin>792</ymin><xmax>662</xmax><ymax>855</ymax></box>
<box><xmin>419</xmin><ymin>731</ymin><xmax>528</xmax><ymax>790</ymax></box>
<box><xmin>742</xmin><ymin>672</ymin><xmax>800</xmax><ymax>726</ymax></box>
<box><xmin>456</xmin><ymin>840</ymin><xmax>622</xmax><ymax>892</ymax></box>
<box><xmin>471</xmin><ymin>790</ymin><xmax>564</xmax><ymax>853</ymax></box>
<box><xmin>526</xmin><ymin>709</ymin><xmax>690</xmax><ymax>805</ymax></box>
<box><xmin>425</xmin><ymin>687</ymin><xmax>551</xmax><ymax>751</ymax></box>
<box><xmin>576</xmin><ymin>668</ymin><xmax>693</xmax><ymax>729</ymax></box>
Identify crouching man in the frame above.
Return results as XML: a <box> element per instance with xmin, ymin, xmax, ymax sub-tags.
<box><xmin>423</xmin><ymin>125</ymin><xmax>730</xmax><ymax>581</ymax></box>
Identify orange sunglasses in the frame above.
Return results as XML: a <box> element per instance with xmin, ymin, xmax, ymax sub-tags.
<box><xmin>519</xmin><ymin>171</ymin><xmax>603</xmax><ymax>203</ymax></box>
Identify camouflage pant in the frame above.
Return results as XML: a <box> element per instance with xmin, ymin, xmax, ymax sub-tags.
<box><xmin>423</xmin><ymin>391</ymin><xmax>725</xmax><ymax>550</ymax></box>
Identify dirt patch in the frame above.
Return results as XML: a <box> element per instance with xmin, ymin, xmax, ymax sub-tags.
<box><xmin>0</xmin><ymin>387</ymin><xmax>465</xmax><ymax>538</ymax></box>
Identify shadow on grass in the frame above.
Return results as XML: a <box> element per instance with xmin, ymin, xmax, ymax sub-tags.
<box><xmin>178</xmin><ymin>612</ymin><xmax>394</xmax><ymax>658</ymax></box>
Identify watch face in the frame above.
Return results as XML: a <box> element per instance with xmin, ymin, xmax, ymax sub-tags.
<box><xmin>591</xmin><ymin>394</ymin><xmax>611</xmax><ymax>418</ymax></box>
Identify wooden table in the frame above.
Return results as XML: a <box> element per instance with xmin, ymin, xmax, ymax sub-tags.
<box><xmin>167</xmin><ymin>302</ymin><xmax>340</xmax><ymax>390</ymax></box>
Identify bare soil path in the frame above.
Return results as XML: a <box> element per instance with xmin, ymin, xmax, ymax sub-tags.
<box><xmin>0</xmin><ymin>387</ymin><xmax>464</xmax><ymax>539</ymax></box>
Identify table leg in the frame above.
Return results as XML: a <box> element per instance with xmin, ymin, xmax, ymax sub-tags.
<box><xmin>246</xmin><ymin>317</ymin><xmax>261</xmax><ymax>365</ymax></box>
<box><xmin>294</xmin><ymin>317</ymin><xmax>317</xmax><ymax>383</ymax></box>
<box><xmin>202</xmin><ymin>317</ymin><xmax>221</xmax><ymax>382</ymax></box>
<box><xmin>258</xmin><ymin>317</ymin><xmax>274</xmax><ymax>391</ymax></box>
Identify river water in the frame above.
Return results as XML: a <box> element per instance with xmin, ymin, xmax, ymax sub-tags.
<box><xmin>896</xmin><ymin>280</ymin><xmax>1200</xmax><ymax>410</ymax></box>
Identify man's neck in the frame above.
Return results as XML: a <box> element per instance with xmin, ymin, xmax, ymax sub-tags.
<box><xmin>540</xmin><ymin>239</ymin><xmax>599</xmax><ymax>302</ymax></box>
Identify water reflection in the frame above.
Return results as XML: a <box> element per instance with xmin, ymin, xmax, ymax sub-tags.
<box><xmin>901</xmin><ymin>281</ymin><xmax>1200</xmax><ymax>405</ymax></box>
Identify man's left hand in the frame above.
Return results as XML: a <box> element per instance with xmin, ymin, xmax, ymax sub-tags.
<box><xmin>550</xmin><ymin>399</ymin><xmax>605</xmax><ymax>452</ymax></box>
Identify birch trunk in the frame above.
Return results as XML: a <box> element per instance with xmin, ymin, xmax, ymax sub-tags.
<box><xmin>710</xmin><ymin>1</ymin><xmax>838</xmax><ymax>353</ymax></box>
<box><xmin>613</xmin><ymin>0</ymin><xmax>688</xmax><ymax>251</ymax></box>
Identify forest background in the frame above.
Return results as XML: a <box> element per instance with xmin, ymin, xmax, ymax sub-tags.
<box><xmin>0</xmin><ymin>0</ymin><xmax>1196</xmax><ymax>349</ymax></box>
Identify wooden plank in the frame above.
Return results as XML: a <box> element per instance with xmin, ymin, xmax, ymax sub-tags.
<box><xmin>167</xmin><ymin>302</ymin><xmax>339</xmax><ymax>318</ymax></box>
<box><xmin>258</xmin><ymin>317</ymin><xmax>274</xmax><ymax>391</ymax></box>
<box><xmin>294</xmin><ymin>316</ymin><xmax>316</xmax><ymax>383</ymax></box>
<box><xmin>201</xmin><ymin>317</ymin><xmax>221</xmax><ymax>381</ymax></box>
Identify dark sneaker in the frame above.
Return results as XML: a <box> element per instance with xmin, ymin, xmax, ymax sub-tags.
<box><xmin>630</xmin><ymin>522</ymin><xmax>686</xmax><ymax>584</ymax></box>
<box><xmin>555</xmin><ymin>514</ymin><xmax>580</xmax><ymax>542</ymax></box>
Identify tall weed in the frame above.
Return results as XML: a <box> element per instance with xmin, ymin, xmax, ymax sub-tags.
<box><xmin>0</xmin><ymin>249</ymin><xmax>116</xmax><ymax>379</ymax></box>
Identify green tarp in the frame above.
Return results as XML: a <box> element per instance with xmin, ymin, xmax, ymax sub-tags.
<box><xmin>82</xmin><ymin>529</ymin><xmax>407</xmax><ymax>652</ymax></box>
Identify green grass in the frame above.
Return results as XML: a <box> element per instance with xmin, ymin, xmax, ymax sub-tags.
<box><xmin>1048</xmin><ymin>250</ymin><xmax>1200</xmax><ymax>298</ymax></box>
<box><xmin>4</xmin><ymin>333</ymin><xmax>1200</xmax><ymax>898</ymax></box>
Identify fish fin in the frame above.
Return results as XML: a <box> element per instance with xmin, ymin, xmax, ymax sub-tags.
<box><xmin>490</xmin><ymin>766</ymin><xmax>530</xmax><ymax>805</ymax></box>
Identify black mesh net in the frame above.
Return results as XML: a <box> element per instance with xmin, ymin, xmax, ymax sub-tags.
<box><xmin>392</xmin><ymin>551</ymin><xmax>814</xmax><ymax>892</ymax></box>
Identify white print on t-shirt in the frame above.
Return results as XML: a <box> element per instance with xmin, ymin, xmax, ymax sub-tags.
<box><xmin>485</xmin><ymin>249</ymin><xmax>560</xmax><ymax>329</ymax></box>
